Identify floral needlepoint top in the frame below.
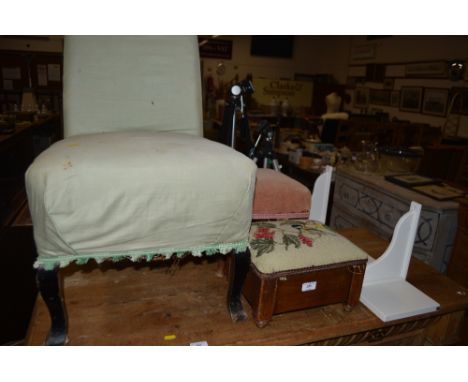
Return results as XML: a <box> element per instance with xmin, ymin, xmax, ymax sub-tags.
<box><xmin>249</xmin><ymin>220</ymin><xmax>336</xmax><ymax>257</ymax></box>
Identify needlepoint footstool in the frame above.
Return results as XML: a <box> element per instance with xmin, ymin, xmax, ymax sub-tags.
<box><xmin>243</xmin><ymin>219</ymin><xmax>368</xmax><ymax>327</ymax></box>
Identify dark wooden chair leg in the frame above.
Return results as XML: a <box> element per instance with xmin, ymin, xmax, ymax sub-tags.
<box><xmin>227</xmin><ymin>249</ymin><xmax>251</xmax><ymax>322</ymax></box>
<box><xmin>36</xmin><ymin>267</ymin><xmax>68</xmax><ymax>345</ymax></box>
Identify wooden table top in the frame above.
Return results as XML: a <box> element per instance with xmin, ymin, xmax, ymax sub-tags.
<box><xmin>25</xmin><ymin>228</ymin><xmax>468</xmax><ymax>345</ymax></box>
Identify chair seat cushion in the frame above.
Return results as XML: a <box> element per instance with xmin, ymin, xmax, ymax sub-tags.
<box><xmin>252</xmin><ymin>169</ymin><xmax>311</xmax><ymax>220</ymax></box>
<box><xmin>249</xmin><ymin>220</ymin><xmax>368</xmax><ymax>274</ymax></box>
<box><xmin>26</xmin><ymin>131</ymin><xmax>257</xmax><ymax>269</ymax></box>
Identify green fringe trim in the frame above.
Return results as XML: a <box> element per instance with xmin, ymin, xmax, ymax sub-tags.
<box><xmin>34</xmin><ymin>241</ymin><xmax>249</xmax><ymax>271</ymax></box>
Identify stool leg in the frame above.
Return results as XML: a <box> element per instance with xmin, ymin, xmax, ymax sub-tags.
<box><xmin>227</xmin><ymin>249</ymin><xmax>251</xmax><ymax>322</ymax></box>
<box><xmin>36</xmin><ymin>267</ymin><xmax>68</xmax><ymax>345</ymax></box>
<box><xmin>345</xmin><ymin>264</ymin><xmax>366</xmax><ymax>312</ymax></box>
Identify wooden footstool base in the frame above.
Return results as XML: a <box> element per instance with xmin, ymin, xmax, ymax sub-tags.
<box><xmin>245</xmin><ymin>219</ymin><xmax>369</xmax><ymax>327</ymax></box>
<box><xmin>243</xmin><ymin>260</ymin><xmax>366</xmax><ymax>327</ymax></box>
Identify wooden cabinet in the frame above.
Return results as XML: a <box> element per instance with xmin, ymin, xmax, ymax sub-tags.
<box><xmin>447</xmin><ymin>197</ymin><xmax>468</xmax><ymax>287</ymax></box>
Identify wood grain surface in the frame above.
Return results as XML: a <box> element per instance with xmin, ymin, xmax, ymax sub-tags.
<box><xmin>25</xmin><ymin>228</ymin><xmax>468</xmax><ymax>345</ymax></box>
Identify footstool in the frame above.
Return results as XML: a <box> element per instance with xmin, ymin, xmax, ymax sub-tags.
<box><xmin>243</xmin><ymin>219</ymin><xmax>368</xmax><ymax>327</ymax></box>
<box><xmin>252</xmin><ymin>169</ymin><xmax>311</xmax><ymax>220</ymax></box>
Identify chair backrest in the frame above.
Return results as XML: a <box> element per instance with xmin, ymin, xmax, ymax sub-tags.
<box><xmin>308</xmin><ymin>165</ymin><xmax>333</xmax><ymax>223</ymax></box>
<box><xmin>62</xmin><ymin>36</ymin><xmax>203</xmax><ymax>138</ymax></box>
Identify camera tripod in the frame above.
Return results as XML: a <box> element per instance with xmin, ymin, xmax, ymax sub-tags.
<box><xmin>220</xmin><ymin>80</ymin><xmax>280</xmax><ymax>171</ymax></box>
<box><xmin>249</xmin><ymin>120</ymin><xmax>281</xmax><ymax>171</ymax></box>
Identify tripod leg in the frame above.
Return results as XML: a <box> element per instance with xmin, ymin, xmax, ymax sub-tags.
<box><xmin>273</xmin><ymin>159</ymin><xmax>281</xmax><ymax>172</ymax></box>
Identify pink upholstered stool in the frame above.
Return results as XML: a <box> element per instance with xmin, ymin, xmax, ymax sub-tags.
<box><xmin>216</xmin><ymin>169</ymin><xmax>311</xmax><ymax>277</ymax></box>
<box><xmin>252</xmin><ymin>169</ymin><xmax>311</xmax><ymax>220</ymax></box>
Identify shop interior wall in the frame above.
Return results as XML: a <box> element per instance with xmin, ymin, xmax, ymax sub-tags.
<box><xmin>201</xmin><ymin>35</ymin><xmax>351</xmax><ymax>90</ymax></box>
<box><xmin>345</xmin><ymin>36</ymin><xmax>468</xmax><ymax>138</ymax></box>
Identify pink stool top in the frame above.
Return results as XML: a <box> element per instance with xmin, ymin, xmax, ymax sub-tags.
<box><xmin>252</xmin><ymin>169</ymin><xmax>311</xmax><ymax>220</ymax></box>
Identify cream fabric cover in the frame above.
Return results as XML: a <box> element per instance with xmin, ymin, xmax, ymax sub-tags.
<box><xmin>26</xmin><ymin>132</ymin><xmax>257</xmax><ymax>269</ymax></box>
<box><xmin>249</xmin><ymin>220</ymin><xmax>368</xmax><ymax>274</ymax></box>
<box><xmin>63</xmin><ymin>36</ymin><xmax>203</xmax><ymax>138</ymax></box>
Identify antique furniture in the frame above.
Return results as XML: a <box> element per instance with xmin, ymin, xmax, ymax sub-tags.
<box><xmin>243</xmin><ymin>166</ymin><xmax>368</xmax><ymax>327</ymax></box>
<box><xmin>418</xmin><ymin>144</ymin><xmax>468</xmax><ymax>186</ymax></box>
<box><xmin>447</xmin><ymin>197</ymin><xmax>468</xmax><ymax>288</ymax></box>
<box><xmin>0</xmin><ymin>116</ymin><xmax>59</xmax><ymax>344</ymax></box>
<box><xmin>330</xmin><ymin>166</ymin><xmax>458</xmax><ymax>272</ymax></box>
<box><xmin>252</xmin><ymin>165</ymin><xmax>332</xmax><ymax>221</ymax></box>
<box><xmin>244</xmin><ymin>219</ymin><xmax>368</xmax><ymax>327</ymax></box>
<box><xmin>26</xmin><ymin>36</ymin><xmax>256</xmax><ymax>345</ymax></box>
<box><xmin>252</xmin><ymin>168</ymin><xmax>311</xmax><ymax>220</ymax></box>
<box><xmin>25</xmin><ymin>227</ymin><xmax>468</xmax><ymax>345</ymax></box>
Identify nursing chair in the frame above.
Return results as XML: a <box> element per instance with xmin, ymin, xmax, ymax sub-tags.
<box><xmin>26</xmin><ymin>36</ymin><xmax>257</xmax><ymax>345</ymax></box>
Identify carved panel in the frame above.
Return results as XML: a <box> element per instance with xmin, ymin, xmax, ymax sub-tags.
<box><xmin>331</xmin><ymin>171</ymin><xmax>458</xmax><ymax>271</ymax></box>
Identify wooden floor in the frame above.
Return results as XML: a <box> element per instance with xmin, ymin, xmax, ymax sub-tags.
<box><xmin>26</xmin><ymin>229</ymin><xmax>468</xmax><ymax>345</ymax></box>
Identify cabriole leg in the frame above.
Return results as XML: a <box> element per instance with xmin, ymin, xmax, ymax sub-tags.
<box><xmin>36</xmin><ymin>267</ymin><xmax>68</xmax><ymax>345</ymax></box>
<box><xmin>227</xmin><ymin>249</ymin><xmax>251</xmax><ymax>322</ymax></box>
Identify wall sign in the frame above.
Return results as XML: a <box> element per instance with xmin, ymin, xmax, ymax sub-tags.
<box><xmin>199</xmin><ymin>38</ymin><xmax>232</xmax><ymax>59</ymax></box>
<box><xmin>405</xmin><ymin>62</ymin><xmax>447</xmax><ymax>78</ymax></box>
<box><xmin>252</xmin><ymin>78</ymin><xmax>313</xmax><ymax>107</ymax></box>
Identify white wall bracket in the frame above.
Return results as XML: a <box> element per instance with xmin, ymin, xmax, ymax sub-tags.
<box><xmin>360</xmin><ymin>202</ymin><xmax>440</xmax><ymax>322</ymax></box>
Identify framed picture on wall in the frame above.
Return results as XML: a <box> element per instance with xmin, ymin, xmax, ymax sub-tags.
<box><xmin>390</xmin><ymin>90</ymin><xmax>400</xmax><ymax>107</ymax></box>
<box><xmin>369</xmin><ymin>89</ymin><xmax>391</xmax><ymax>106</ymax></box>
<box><xmin>400</xmin><ymin>86</ymin><xmax>423</xmax><ymax>113</ymax></box>
<box><xmin>354</xmin><ymin>87</ymin><xmax>369</xmax><ymax>107</ymax></box>
<box><xmin>383</xmin><ymin>78</ymin><xmax>395</xmax><ymax>89</ymax></box>
<box><xmin>422</xmin><ymin>88</ymin><xmax>449</xmax><ymax>116</ymax></box>
<box><xmin>450</xmin><ymin>87</ymin><xmax>468</xmax><ymax>115</ymax></box>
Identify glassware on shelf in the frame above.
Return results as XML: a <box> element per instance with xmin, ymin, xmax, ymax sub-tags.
<box><xmin>354</xmin><ymin>140</ymin><xmax>379</xmax><ymax>174</ymax></box>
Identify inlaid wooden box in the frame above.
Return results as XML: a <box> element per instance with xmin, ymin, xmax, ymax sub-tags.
<box><xmin>243</xmin><ymin>260</ymin><xmax>367</xmax><ymax>328</ymax></box>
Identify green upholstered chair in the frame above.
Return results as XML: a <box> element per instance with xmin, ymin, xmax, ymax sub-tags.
<box><xmin>26</xmin><ymin>36</ymin><xmax>256</xmax><ymax>345</ymax></box>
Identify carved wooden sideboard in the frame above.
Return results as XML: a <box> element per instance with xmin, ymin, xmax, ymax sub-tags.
<box><xmin>330</xmin><ymin>167</ymin><xmax>459</xmax><ymax>273</ymax></box>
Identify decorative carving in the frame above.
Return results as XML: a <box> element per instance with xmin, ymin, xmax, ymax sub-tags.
<box><xmin>331</xmin><ymin>170</ymin><xmax>458</xmax><ymax>272</ymax></box>
<box><xmin>306</xmin><ymin>316</ymin><xmax>441</xmax><ymax>345</ymax></box>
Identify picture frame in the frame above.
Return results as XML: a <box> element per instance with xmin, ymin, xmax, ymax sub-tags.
<box><xmin>385</xmin><ymin>174</ymin><xmax>440</xmax><ymax>188</ymax></box>
<box><xmin>383</xmin><ymin>78</ymin><xmax>394</xmax><ymax>90</ymax></box>
<box><xmin>450</xmin><ymin>87</ymin><xmax>468</xmax><ymax>115</ymax></box>
<box><xmin>422</xmin><ymin>88</ymin><xmax>449</xmax><ymax>117</ymax></box>
<box><xmin>369</xmin><ymin>89</ymin><xmax>391</xmax><ymax>106</ymax></box>
<box><xmin>412</xmin><ymin>184</ymin><xmax>465</xmax><ymax>201</ymax></box>
<box><xmin>198</xmin><ymin>38</ymin><xmax>233</xmax><ymax>59</ymax></box>
<box><xmin>390</xmin><ymin>90</ymin><xmax>400</xmax><ymax>107</ymax></box>
<box><xmin>399</xmin><ymin>86</ymin><xmax>423</xmax><ymax>113</ymax></box>
<box><xmin>354</xmin><ymin>87</ymin><xmax>369</xmax><ymax>107</ymax></box>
